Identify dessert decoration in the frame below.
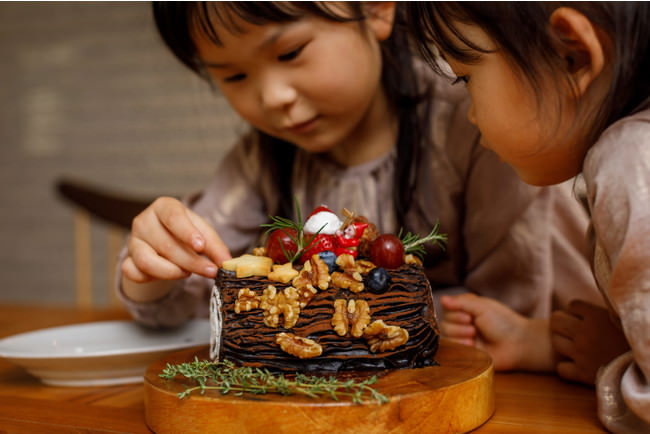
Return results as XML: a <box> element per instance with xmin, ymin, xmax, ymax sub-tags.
<box><xmin>160</xmin><ymin>359</ymin><xmax>389</xmax><ymax>403</ymax></box>
<box><xmin>210</xmin><ymin>202</ymin><xmax>446</xmax><ymax>373</ymax></box>
<box><xmin>221</xmin><ymin>254</ymin><xmax>272</xmax><ymax>278</ymax></box>
<box><xmin>370</xmin><ymin>234</ymin><xmax>404</xmax><ymax>269</ymax></box>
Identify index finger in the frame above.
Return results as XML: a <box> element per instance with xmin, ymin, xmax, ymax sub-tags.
<box><xmin>152</xmin><ymin>197</ymin><xmax>207</xmax><ymax>252</ymax></box>
<box><xmin>187</xmin><ymin>208</ymin><xmax>232</xmax><ymax>266</ymax></box>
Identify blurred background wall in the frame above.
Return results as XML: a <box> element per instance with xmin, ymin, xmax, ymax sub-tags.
<box><xmin>0</xmin><ymin>2</ymin><xmax>243</xmax><ymax>306</ymax></box>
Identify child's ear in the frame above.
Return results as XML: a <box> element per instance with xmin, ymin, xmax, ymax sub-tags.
<box><xmin>549</xmin><ymin>7</ymin><xmax>607</xmax><ymax>96</ymax></box>
<box><xmin>364</xmin><ymin>1</ymin><xmax>396</xmax><ymax>41</ymax></box>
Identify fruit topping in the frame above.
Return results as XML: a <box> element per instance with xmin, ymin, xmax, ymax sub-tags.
<box><xmin>366</xmin><ymin>267</ymin><xmax>391</xmax><ymax>293</ymax></box>
<box><xmin>262</xmin><ymin>198</ymin><xmax>447</xmax><ymax>268</ymax></box>
<box><xmin>318</xmin><ymin>250</ymin><xmax>338</xmax><ymax>273</ymax></box>
<box><xmin>266</xmin><ymin>229</ymin><xmax>298</xmax><ymax>264</ymax></box>
<box><xmin>370</xmin><ymin>234</ymin><xmax>405</xmax><ymax>269</ymax></box>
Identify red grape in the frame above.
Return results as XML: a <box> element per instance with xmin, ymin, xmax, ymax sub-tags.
<box><xmin>370</xmin><ymin>234</ymin><xmax>404</xmax><ymax>269</ymax></box>
<box><xmin>266</xmin><ymin>229</ymin><xmax>298</xmax><ymax>264</ymax></box>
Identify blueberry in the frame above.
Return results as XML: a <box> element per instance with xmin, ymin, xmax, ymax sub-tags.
<box><xmin>367</xmin><ymin>267</ymin><xmax>391</xmax><ymax>293</ymax></box>
<box><xmin>318</xmin><ymin>250</ymin><xmax>337</xmax><ymax>273</ymax></box>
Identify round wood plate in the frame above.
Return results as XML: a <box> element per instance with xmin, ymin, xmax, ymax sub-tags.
<box><xmin>144</xmin><ymin>339</ymin><xmax>494</xmax><ymax>433</ymax></box>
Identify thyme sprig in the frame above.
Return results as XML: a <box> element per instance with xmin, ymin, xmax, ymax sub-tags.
<box><xmin>399</xmin><ymin>220</ymin><xmax>447</xmax><ymax>259</ymax></box>
<box><xmin>260</xmin><ymin>196</ymin><xmax>324</xmax><ymax>263</ymax></box>
<box><xmin>160</xmin><ymin>358</ymin><xmax>389</xmax><ymax>405</ymax></box>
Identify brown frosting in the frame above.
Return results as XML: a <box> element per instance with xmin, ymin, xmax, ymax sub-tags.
<box><xmin>213</xmin><ymin>264</ymin><xmax>439</xmax><ymax>372</ymax></box>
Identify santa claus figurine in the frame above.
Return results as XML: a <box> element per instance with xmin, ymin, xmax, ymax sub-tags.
<box><xmin>302</xmin><ymin>206</ymin><xmax>368</xmax><ymax>260</ymax></box>
<box><xmin>334</xmin><ymin>221</ymin><xmax>369</xmax><ymax>258</ymax></box>
<box><xmin>303</xmin><ymin>206</ymin><xmax>343</xmax><ymax>235</ymax></box>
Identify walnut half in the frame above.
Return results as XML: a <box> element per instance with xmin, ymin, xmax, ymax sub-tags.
<box><xmin>259</xmin><ymin>285</ymin><xmax>301</xmax><ymax>329</ymax></box>
<box><xmin>363</xmin><ymin>320</ymin><xmax>409</xmax><ymax>353</ymax></box>
<box><xmin>331</xmin><ymin>299</ymin><xmax>371</xmax><ymax>338</ymax></box>
<box><xmin>331</xmin><ymin>270</ymin><xmax>364</xmax><ymax>293</ymax></box>
<box><xmin>234</xmin><ymin>288</ymin><xmax>260</xmax><ymax>314</ymax></box>
<box><xmin>293</xmin><ymin>254</ymin><xmax>330</xmax><ymax>291</ymax></box>
<box><xmin>404</xmin><ymin>254</ymin><xmax>423</xmax><ymax>267</ymax></box>
<box><xmin>276</xmin><ymin>332</ymin><xmax>322</xmax><ymax>359</ymax></box>
<box><xmin>332</xmin><ymin>254</ymin><xmax>364</xmax><ymax>292</ymax></box>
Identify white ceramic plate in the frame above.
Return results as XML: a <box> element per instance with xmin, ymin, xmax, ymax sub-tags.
<box><xmin>0</xmin><ymin>319</ymin><xmax>210</xmax><ymax>386</ymax></box>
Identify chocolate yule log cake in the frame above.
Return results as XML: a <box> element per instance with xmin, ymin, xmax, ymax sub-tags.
<box><xmin>209</xmin><ymin>205</ymin><xmax>446</xmax><ymax>373</ymax></box>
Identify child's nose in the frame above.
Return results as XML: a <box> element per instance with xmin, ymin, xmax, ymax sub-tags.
<box><xmin>260</xmin><ymin>75</ymin><xmax>297</xmax><ymax>110</ymax></box>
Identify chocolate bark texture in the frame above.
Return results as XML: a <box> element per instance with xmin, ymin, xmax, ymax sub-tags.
<box><xmin>210</xmin><ymin>264</ymin><xmax>439</xmax><ymax>372</ymax></box>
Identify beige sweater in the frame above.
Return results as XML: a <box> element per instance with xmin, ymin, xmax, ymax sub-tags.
<box><xmin>117</xmin><ymin>69</ymin><xmax>600</xmax><ymax>332</ymax></box>
<box><xmin>579</xmin><ymin>108</ymin><xmax>650</xmax><ymax>433</ymax></box>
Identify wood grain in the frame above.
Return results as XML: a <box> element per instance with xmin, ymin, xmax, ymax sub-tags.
<box><xmin>0</xmin><ymin>304</ymin><xmax>605</xmax><ymax>433</ymax></box>
<box><xmin>144</xmin><ymin>340</ymin><xmax>495</xmax><ymax>433</ymax></box>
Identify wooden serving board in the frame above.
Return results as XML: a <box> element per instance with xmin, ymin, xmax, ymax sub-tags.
<box><xmin>144</xmin><ymin>339</ymin><xmax>494</xmax><ymax>433</ymax></box>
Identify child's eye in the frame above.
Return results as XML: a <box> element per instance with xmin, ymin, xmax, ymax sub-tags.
<box><xmin>452</xmin><ymin>75</ymin><xmax>469</xmax><ymax>85</ymax></box>
<box><xmin>224</xmin><ymin>73</ymin><xmax>246</xmax><ymax>83</ymax></box>
<box><xmin>278</xmin><ymin>45</ymin><xmax>305</xmax><ymax>62</ymax></box>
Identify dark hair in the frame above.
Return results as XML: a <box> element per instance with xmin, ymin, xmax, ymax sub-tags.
<box><xmin>405</xmin><ymin>2</ymin><xmax>650</xmax><ymax>146</ymax></box>
<box><xmin>153</xmin><ymin>2</ymin><xmax>429</xmax><ymax>227</ymax></box>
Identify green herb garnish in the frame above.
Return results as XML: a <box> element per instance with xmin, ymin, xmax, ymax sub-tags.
<box><xmin>399</xmin><ymin>220</ymin><xmax>447</xmax><ymax>259</ymax></box>
<box><xmin>160</xmin><ymin>358</ymin><xmax>389</xmax><ymax>404</ymax></box>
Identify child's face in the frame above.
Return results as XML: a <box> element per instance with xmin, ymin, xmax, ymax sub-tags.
<box><xmin>193</xmin><ymin>6</ymin><xmax>391</xmax><ymax>157</ymax></box>
<box><xmin>438</xmin><ymin>23</ymin><xmax>590</xmax><ymax>186</ymax></box>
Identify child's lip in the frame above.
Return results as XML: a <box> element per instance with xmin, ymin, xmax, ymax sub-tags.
<box><xmin>286</xmin><ymin>116</ymin><xmax>319</xmax><ymax>134</ymax></box>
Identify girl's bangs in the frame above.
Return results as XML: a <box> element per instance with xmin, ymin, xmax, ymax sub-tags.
<box><xmin>192</xmin><ymin>2</ymin><xmax>362</xmax><ymax>46</ymax></box>
<box><xmin>192</xmin><ymin>3</ymin><xmax>304</xmax><ymax>45</ymax></box>
<box><xmin>410</xmin><ymin>4</ymin><xmax>485</xmax><ymax>75</ymax></box>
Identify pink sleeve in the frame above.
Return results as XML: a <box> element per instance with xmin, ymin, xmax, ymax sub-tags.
<box><xmin>116</xmin><ymin>132</ymin><xmax>276</xmax><ymax>327</ymax></box>
<box><xmin>585</xmin><ymin>110</ymin><xmax>650</xmax><ymax>432</ymax></box>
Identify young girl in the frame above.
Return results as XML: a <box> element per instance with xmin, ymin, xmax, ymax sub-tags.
<box><xmin>405</xmin><ymin>2</ymin><xmax>650</xmax><ymax>432</ymax></box>
<box><xmin>118</xmin><ymin>2</ymin><xmax>599</xmax><ymax>356</ymax></box>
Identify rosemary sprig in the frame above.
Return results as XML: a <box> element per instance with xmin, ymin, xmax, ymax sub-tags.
<box><xmin>260</xmin><ymin>196</ymin><xmax>324</xmax><ymax>263</ymax></box>
<box><xmin>160</xmin><ymin>358</ymin><xmax>389</xmax><ymax>405</ymax></box>
<box><xmin>398</xmin><ymin>220</ymin><xmax>447</xmax><ymax>259</ymax></box>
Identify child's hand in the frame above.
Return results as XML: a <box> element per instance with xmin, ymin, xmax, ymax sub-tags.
<box><xmin>122</xmin><ymin>196</ymin><xmax>232</xmax><ymax>283</ymax></box>
<box><xmin>551</xmin><ymin>300</ymin><xmax>630</xmax><ymax>385</ymax></box>
<box><xmin>439</xmin><ymin>293</ymin><xmax>530</xmax><ymax>371</ymax></box>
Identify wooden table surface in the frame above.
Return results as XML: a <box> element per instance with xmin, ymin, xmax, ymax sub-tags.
<box><xmin>0</xmin><ymin>304</ymin><xmax>606</xmax><ymax>433</ymax></box>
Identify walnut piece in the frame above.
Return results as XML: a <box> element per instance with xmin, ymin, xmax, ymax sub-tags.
<box><xmin>355</xmin><ymin>259</ymin><xmax>376</xmax><ymax>274</ymax></box>
<box><xmin>331</xmin><ymin>299</ymin><xmax>349</xmax><ymax>336</ymax></box>
<box><xmin>276</xmin><ymin>332</ymin><xmax>322</xmax><ymax>359</ymax></box>
<box><xmin>335</xmin><ymin>253</ymin><xmax>356</xmax><ymax>271</ymax></box>
<box><xmin>296</xmin><ymin>284</ymin><xmax>317</xmax><ymax>308</ymax></box>
<box><xmin>259</xmin><ymin>285</ymin><xmax>300</xmax><ymax>329</ymax></box>
<box><xmin>252</xmin><ymin>246</ymin><xmax>267</xmax><ymax>256</ymax></box>
<box><xmin>292</xmin><ymin>254</ymin><xmax>330</xmax><ymax>293</ymax></box>
<box><xmin>268</xmin><ymin>262</ymin><xmax>299</xmax><ymax>283</ymax></box>
<box><xmin>292</xmin><ymin>262</ymin><xmax>315</xmax><ymax>294</ymax></box>
<box><xmin>331</xmin><ymin>299</ymin><xmax>371</xmax><ymax>338</ymax></box>
<box><xmin>404</xmin><ymin>254</ymin><xmax>423</xmax><ymax>267</ymax></box>
<box><xmin>331</xmin><ymin>270</ymin><xmax>364</xmax><ymax>293</ymax></box>
<box><xmin>309</xmin><ymin>254</ymin><xmax>331</xmax><ymax>290</ymax></box>
<box><xmin>336</xmin><ymin>253</ymin><xmax>372</xmax><ymax>276</ymax></box>
<box><xmin>234</xmin><ymin>288</ymin><xmax>260</xmax><ymax>314</ymax></box>
<box><xmin>363</xmin><ymin>320</ymin><xmax>409</xmax><ymax>353</ymax></box>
